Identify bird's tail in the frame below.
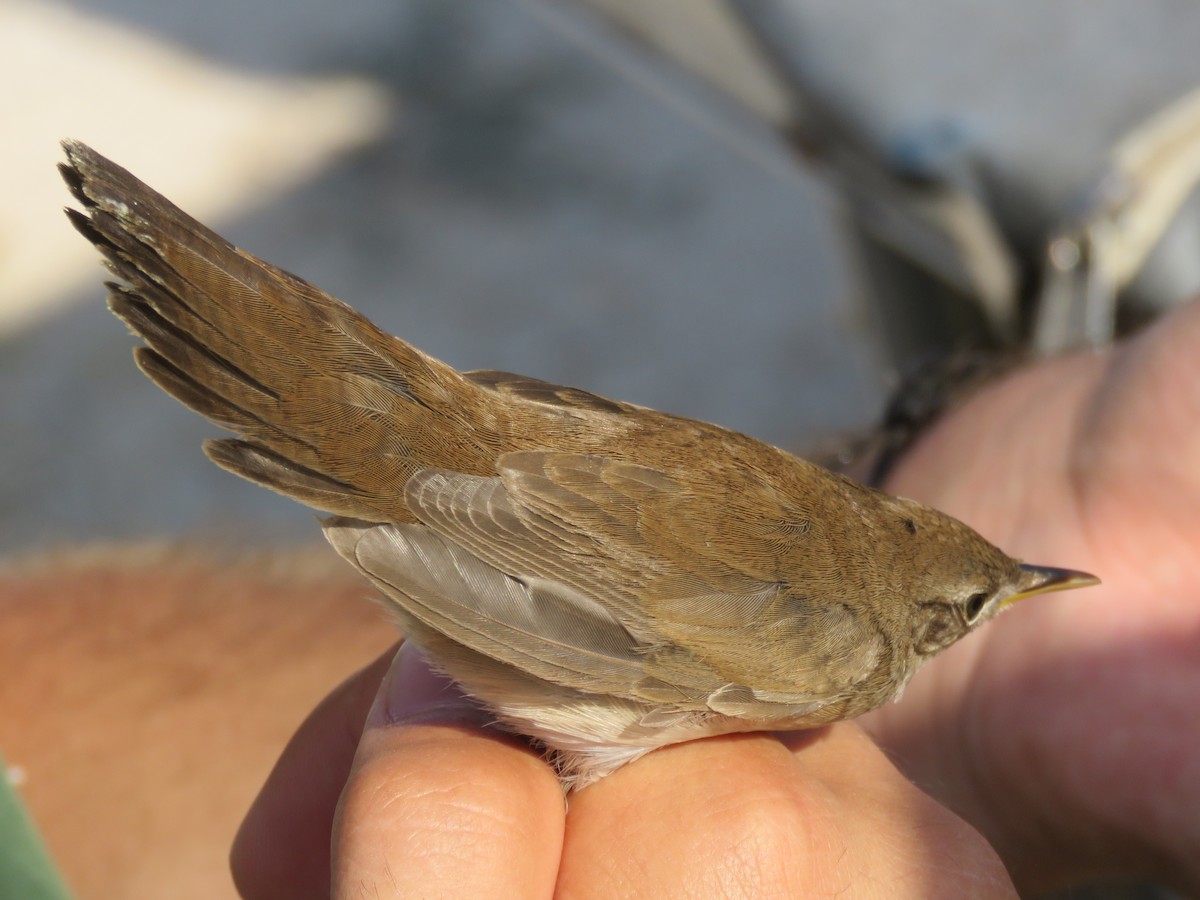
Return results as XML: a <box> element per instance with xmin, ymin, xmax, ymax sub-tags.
<box><xmin>61</xmin><ymin>140</ymin><xmax>493</xmax><ymax>523</ymax></box>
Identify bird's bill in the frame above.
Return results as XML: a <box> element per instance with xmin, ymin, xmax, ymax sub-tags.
<box><xmin>1003</xmin><ymin>564</ymin><xmax>1101</xmax><ymax>608</ymax></box>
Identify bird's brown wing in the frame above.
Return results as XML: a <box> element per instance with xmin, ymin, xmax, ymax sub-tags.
<box><xmin>328</xmin><ymin>451</ymin><xmax>882</xmax><ymax>717</ymax></box>
<box><xmin>492</xmin><ymin>452</ymin><xmax>886</xmax><ymax>705</ymax></box>
<box><xmin>465</xmin><ymin>370</ymin><xmax>636</xmax><ymax>415</ymax></box>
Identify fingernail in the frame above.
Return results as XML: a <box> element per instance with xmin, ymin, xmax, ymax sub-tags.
<box><xmin>367</xmin><ymin>642</ymin><xmax>491</xmax><ymax>729</ymax></box>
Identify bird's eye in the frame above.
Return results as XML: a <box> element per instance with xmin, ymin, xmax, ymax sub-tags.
<box><xmin>964</xmin><ymin>591</ymin><xmax>989</xmax><ymax>622</ymax></box>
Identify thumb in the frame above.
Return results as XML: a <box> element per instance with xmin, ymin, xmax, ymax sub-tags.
<box><xmin>331</xmin><ymin>643</ymin><xmax>564</xmax><ymax>898</ymax></box>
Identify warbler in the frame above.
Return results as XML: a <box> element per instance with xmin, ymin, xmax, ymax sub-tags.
<box><xmin>61</xmin><ymin>140</ymin><xmax>1097</xmax><ymax>786</ymax></box>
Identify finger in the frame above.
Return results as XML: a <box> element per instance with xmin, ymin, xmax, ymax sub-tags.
<box><xmin>1076</xmin><ymin>296</ymin><xmax>1200</xmax><ymax>528</ymax></box>
<box><xmin>560</xmin><ymin>733</ymin><xmax>821</xmax><ymax>897</ymax></box>
<box><xmin>231</xmin><ymin>646</ymin><xmax>397</xmax><ymax>900</ymax></box>
<box><xmin>330</xmin><ymin>644</ymin><xmax>564</xmax><ymax>899</ymax></box>
<box><xmin>779</xmin><ymin>726</ymin><xmax>1016</xmax><ymax>897</ymax></box>
<box><xmin>560</xmin><ymin>726</ymin><xmax>1014</xmax><ymax>898</ymax></box>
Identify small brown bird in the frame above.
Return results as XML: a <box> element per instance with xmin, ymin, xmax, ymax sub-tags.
<box><xmin>61</xmin><ymin>141</ymin><xmax>1097</xmax><ymax>786</ymax></box>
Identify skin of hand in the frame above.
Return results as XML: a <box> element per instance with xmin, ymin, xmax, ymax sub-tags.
<box><xmin>0</xmin><ymin>545</ymin><xmax>396</xmax><ymax>900</ymax></box>
<box><xmin>231</xmin><ymin>644</ymin><xmax>1015</xmax><ymax>899</ymax></box>
<box><xmin>863</xmin><ymin>297</ymin><xmax>1200</xmax><ymax>894</ymax></box>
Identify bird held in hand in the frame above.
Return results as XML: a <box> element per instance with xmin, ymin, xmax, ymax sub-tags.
<box><xmin>60</xmin><ymin>140</ymin><xmax>1098</xmax><ymax>787</ymax></box>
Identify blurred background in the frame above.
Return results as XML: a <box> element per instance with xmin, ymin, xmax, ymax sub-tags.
<box><xmin>0</xmin><ymin>0</ymin><xmax>879</xmax><ymax>556</ymax></box>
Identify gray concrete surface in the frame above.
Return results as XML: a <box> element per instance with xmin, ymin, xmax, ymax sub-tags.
<box><xmin>1</xmin><ymin>0</ymin><xmax>881</xmax><ymax>554</ymax></box>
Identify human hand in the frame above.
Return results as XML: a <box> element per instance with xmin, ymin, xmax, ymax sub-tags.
<box><xmin>863</xmin><ymin>299</ymin><xmax>1200</xmax><ymax>893</ymax></box>
<box><xmin>230</xmin><ymin>299</ymin><xmax>1200</xmax><ymax>898</ymax></box>
<box><xmin>231</xmin><ymin>644</ymin><xmax>1015</xmax><ymax>899</ymax></box>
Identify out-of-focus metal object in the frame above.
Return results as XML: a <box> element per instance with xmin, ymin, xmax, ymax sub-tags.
<box><xmin>537</xmin><ymin>0</ymin><xmax>1200</xmax><ymax>368</ymax></box>
<box><xmin>1036</xmin><ymin>85</ymin><xmax>1200</xmax><ymax>353</ymax></box>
